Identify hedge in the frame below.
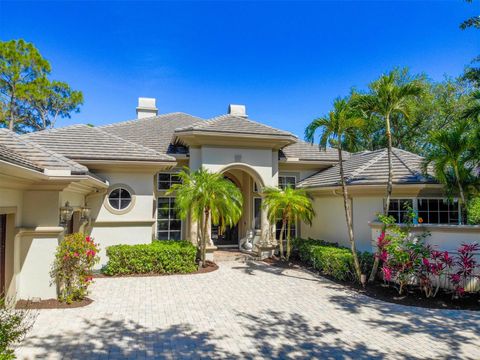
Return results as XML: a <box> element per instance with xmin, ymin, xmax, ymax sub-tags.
<box><xmin>103</xmin><ymin>240</ymin><xmax>197</xmax><ymax>276</ymax></box>
<box><xmin>292</xmin><ymin>238</ymin><xmax>374</xmax><ymax>282</ymax></box>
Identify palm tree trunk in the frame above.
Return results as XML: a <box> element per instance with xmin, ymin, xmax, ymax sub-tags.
<box><xmin>454</xmin><ymin>164</ymin><xmax>466</xmax><ymax>223</ymax></box>
<box><xmin>201</xmin><ymin>209</ymin><xmax>210</xmax><ymax>267</ymax></box>
<box><xmin>286</xmin><ymin>220</ymin><xmax>292</xmax><ymax>261</ymax></box>
<box><xmin>8</xmin><ymin>91</ymin><xmax>16</xmax><ymax>131</ymax></box>
<box><xmin>338</xmin><ymin>148</ymin><xmax>362</xmax><ymax>281</ymax></box>
<box><xmin>369</xmin><ymin>113</ymin><xmax>393</xmax><ymax>283</ymax></box>
<box><xmin>278</xmin><ymin>218</ymin><xmax>286</xmax><ymax>259</ymax></box>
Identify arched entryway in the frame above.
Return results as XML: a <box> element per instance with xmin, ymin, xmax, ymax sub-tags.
<box><xmin>211</xmin><ymin>164</ymin><xmax>270</xmax><ymax>250</ymax></box>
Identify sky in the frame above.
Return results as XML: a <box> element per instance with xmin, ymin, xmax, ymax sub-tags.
<box><xmin>0</xmin><ymin>1</ymin><xmax>478</xmax><ymax>138</ymax></box>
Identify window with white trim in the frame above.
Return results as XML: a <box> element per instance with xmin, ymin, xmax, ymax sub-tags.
<box><xmin>158</xmin><ymin>172</ymin><xmax>181</xmax><ymax>191</ymax></box>
<box><xmin>387</xmin><ymin>198</ymin><xmax>460</xmax><ymax>225</ymax></box>
<box><xmin>278</xmin><ymin>175</ymin><xmax>296</xmax><ymax>190</ymax></box>
<box><xmin>108</xmin><ymin>188</ymin><xmax>132</xmax><ymax>210</ymax></box>
<box><xmin>253</xmin><ymin>197</ymin><xmax>262</xmax><ymax>230</ymax></box>
<box><xmin>157</xmin><ymin>197</ymin><xmax>182</xmax><ymax>240</ymax></box>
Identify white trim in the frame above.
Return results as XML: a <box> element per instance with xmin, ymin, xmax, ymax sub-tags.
<box><xmin>387</xmin><ymin>197</ymin><xmax>461</xmax><ymax>225</ymax></box>
<box><xmin>104</xmin><ymin>184</ymin><xmax>136</xmax><ymax>215</ymax></box>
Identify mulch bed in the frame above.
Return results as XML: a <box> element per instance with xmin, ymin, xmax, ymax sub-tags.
<box><xmin>93</xmin><ymin>260</ymin><xmax>219</xmax><ymax>278</ymax></box>
<box><xmin>264</xmin><ymin>257</ymin><xmax>480</xmax><ymax>311</ymax></box>
<box><xmin>16</xmin><ymin>297</ymin><xmax>93</xmax><ymax>310</ymax></box>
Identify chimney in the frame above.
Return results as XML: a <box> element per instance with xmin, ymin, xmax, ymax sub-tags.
<box><xmin>136</xmin><ymin>97</ymin><xmax>158</xmax><ymax>119</ymax></box>
<box><xmin>228</xmin><ymin>104</ymin><xmax>247</xmax><ymax>117</ymax></box>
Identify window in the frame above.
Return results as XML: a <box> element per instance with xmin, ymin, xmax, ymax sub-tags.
<box><xmin>253</xmin><ymin>197</ymin><xmax>262</xmax><ymax>230</ymax></box>
<box><xmin>158</xmin><ymin>172</ymin><xmax>181</xmax><ymax>191</ymax></box>
<box><xmin>157</xmin><ymin>197</ymin><xmax>182</xmax><ymax>240</ymax></box>
<box><xmin>387</xmin><ymin>198</ymin><xmax>460</xmax><ymax>225</ymax></box>
<box><xmin>108</xmin><ymin>188</ymin><xmax>132</xmax><ymax>210</ymax></box>
<box><xmin>278</xmin><ymin>175</ymin><xmax>296</xmax><ymax>190</ymax></box>
<box><xmin>276</xmin><ymin>219</ymin><xmax>296</xmax><ymax>240</ymax></box>
<box><xmin>417</xmin><ymin>198</ymin><xmax>459</xmax><ymax>225</ymax></box>
<box><xmin>387</xmin><ymin>199</ymin><xmax>413</xmax><ymax>224</ymax></box>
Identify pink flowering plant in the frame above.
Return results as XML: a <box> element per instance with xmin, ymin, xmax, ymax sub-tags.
<box><xmin>51</xmin><ymin>233</ymin><xmax>100</xmax><ymax>303</ymax></box>
<box><xmin>449</xmin><ymin>243</ymin><xmax>480</xmax><ymax>297</ymax></box>
<box><xmin>417</xmin><ymin>249</ymin><xmax>453</xmax><ymax>298</ymax></box>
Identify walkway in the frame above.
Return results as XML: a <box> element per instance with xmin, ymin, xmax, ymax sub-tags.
<box><xmin>17</xmin><ymin>260</ymin><xmax>480</xmax><ymax>359</ymax></box>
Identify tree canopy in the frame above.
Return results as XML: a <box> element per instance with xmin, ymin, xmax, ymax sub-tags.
<box><xmin>0</xmin><ymin>39</ymin><xmax>83</xmax><ymax>132</ymax></box>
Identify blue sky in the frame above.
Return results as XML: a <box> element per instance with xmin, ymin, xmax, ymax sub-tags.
<box><xmin>1</xmin><ymin>1</ymin><xmax>478</xmax><ymax>138</ymax></box>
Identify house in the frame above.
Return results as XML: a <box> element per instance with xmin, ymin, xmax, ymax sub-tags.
<box><xmin>1</xmin><ymin>98</ymin><xmax>478</xmax><ymax>301</ymax></box>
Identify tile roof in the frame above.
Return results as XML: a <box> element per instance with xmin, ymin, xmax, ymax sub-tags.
<box><xmin>22</xmin><ymin>124</ymin><xmax>175</xmax><ymax>162</ymax></box>
<box><xmin>0</xmin><ymin>129</ymin><xmax>88</xmax><ymax>173</ymax></box>
<box><xmin>175</xmin><ymin>114</ymin><xmax>296</xmax><ymax>138</ymax></box>
<box><xmin>100</xmin><ymin>112</ymin><xmax>204</xmax><ymax>154</ymax></box>
<box><xmin>280</xmin><ymin>141</ymin><xmax>349</xmax><ymax>162</ymax></box>
<box><xmin>298</xmin><ymin>147</ymin><xmax>436</xmax><ymax>188</ymax></box>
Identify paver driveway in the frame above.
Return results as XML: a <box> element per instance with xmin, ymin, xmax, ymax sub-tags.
<box><xmin>17</xmin><ymin>259</ymin><xmax>480</xmax><ymax>359</ymax></box>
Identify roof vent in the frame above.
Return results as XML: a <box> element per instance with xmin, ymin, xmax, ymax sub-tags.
<box><xmin>228</xmin><ymin>104</ymin><xmax>247</xmax><ymax>117</ymax></box>
<box><xmin>136</xmin><ymin>97</ymin><xmax>158</xmax><ymax>119</ymax></box>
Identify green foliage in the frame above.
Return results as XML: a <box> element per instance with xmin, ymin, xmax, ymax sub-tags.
<box><xmin>292</xmin><ymin>238</ymin><xmax>374</xmax><ymax>282</ymax></box>
<box><xmin>467</xmin><ymin>196</ymin><xmax>480</xmax><ymax>224</ymax></box>
<box><xmin>102</xmin><ymin>241</ymin><xmax>197</xmax><ymax>275</ymax></box>
<box><xmin>50</xmin><ymin>233</ymin><xmax>100</xmax><ymax>304</ymax></box>
<box><xmin>0</xmin><ymin>298</ymin><xmax>34</xmax><ymax>359</ymax></box>
<box><xmin>0</xmin><ymin>39</ymin><xmax>82</xmax><ymax>132</ymax></box>
<box><xmin>167</xmin><ymin>167</ymin><xmax>243</xmax><ymax>265</ymax></box>
<box><xmin>262</xmin><ymin>186</ymin><xmax>314</xmax><ymax>260</ymax></box>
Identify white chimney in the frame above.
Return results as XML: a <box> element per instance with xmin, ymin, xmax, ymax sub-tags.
<box><xmin>228</xmin><ymin>104</ymin><xmax>247</xmax><ymax>117</ymax></box>
<box><xmin>136</xmin><ymin>97</ymin><xmax>158</xmax><ymax>119</ymax></box>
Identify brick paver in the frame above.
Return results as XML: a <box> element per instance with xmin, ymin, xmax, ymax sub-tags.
<box><xmin>16</xmin><ymin>260</ymin><xmax>480</xmax><ymax>359</ymax></box>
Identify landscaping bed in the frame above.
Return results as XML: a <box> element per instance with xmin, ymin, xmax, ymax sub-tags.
<box><xmin>265</xmin><ymin>256</ymin><xmax>480</xmax><ymax>310</ymax></box>
<box><xmin>16</xmin><ymin>297</ymin><xmax>93</xmax><ymax>309</ymax></box>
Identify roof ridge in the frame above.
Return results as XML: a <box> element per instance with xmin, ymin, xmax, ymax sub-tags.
<box><xmin>391</xmin><ymin>148</ymin><xmax>426</xmax><ymax>181</ymax></box>
<box><xmin>22</xmin><ymin>124</ymin><xmax>87</xmax><ymax>137</ymax></box>
<box><xmin>100</xmin><ymin>112</ymin><xmax>203</xmax><ymax>129</ymax></box>
<box><xmin>91</xmin><ymin>126</ymin><xmax>173</xmax><ymax>158</ymax></box>
<box><xmin>346</xmin><ymin>150</ymin><xmax>387</xmax><ymax>182</ymax></box>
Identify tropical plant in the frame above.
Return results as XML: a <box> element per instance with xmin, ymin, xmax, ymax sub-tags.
<box><xmin>50</xmin><ymin>233</ymin><xmax>100</xmax><ymax>303</ymax></box>
<box><xmin>352</xmin><ymin>69</ymin><xmax>423</xmax><ymax>282</ymax></box>
<box><xmin>423</xmin><ymin>121</ymin><xmax>478</xmax><ymax>220</ymax></box>
<box><xmin>467</xmin><ymin>196</ymin><xmax>480</xmax><ymax>224</ymax></box>
<box><xmin>262</xmin><ymin>186</ymin><xmax>314</xmax><ymax>260</ymax></box>
<box><xmin>449</xmin><ymin>243</ymin><xmax>480</xmax><ymax>297</ymax></box>
<box><xmin>0</xmin><ymin>298</ymin><xmax>34</xmax><ymax>360</ymax></box>
<box><xmin>305</xmin><ymin>97</ymin><xmax>365</xmax><ymax>280</ymax></box>
<box><xmin>167</xmin><ymin>167</ymin><xmax>243</xmax><ymax>266</ymax></box>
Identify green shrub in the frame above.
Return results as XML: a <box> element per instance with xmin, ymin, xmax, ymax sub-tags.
<box><xmin>467</xmin><ymin>196</ymin><xmax>480</xmax><ymax>225</ymax></box>
<box><xmin>103</xmin><ymin>240</ymin><xmax>197</xmax><ymax>276</ymax></box>
<box><xmin>292</xmin><ymin>238</ymin><xmax>374</xmax><ymax>282</ymax></box>
<box><xmin>0</xmin><ymin>298</ymin><xmax>34</xmax><ymax>360</ymax></box>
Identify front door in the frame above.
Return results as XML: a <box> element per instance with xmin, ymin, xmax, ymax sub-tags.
<box><xmin>0</xmin><ymin>214</ymin><xmax>6</xmax><ymax>297</ymax></box>
<box><xmin>212</xmin><ymin>223</ymin><xmax>239</xmax><ymax>246</ymax></box>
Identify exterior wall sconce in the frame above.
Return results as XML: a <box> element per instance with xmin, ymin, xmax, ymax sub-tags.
<box><xmin>81</xmin><ymin>206</ymin><xmax>91</xmax><ymax>223</ymax></box>
<box><xmin>59</xmin><ymin>201</ymin><xmax>74</xmax><ymax>227</ymax></box>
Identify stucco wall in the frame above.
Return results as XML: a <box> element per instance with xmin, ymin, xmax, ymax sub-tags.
<box><xmin>89</xmin><ymin>171</ymin><xmax>157</xmax><ymax>266</ymax></box>
<box><xmin>198</xmin><ymin>146</ymin><xmax>278</xmax><ymax>186</ymax></box>
<box><xmin>352</xmin><ymin>197</ymin><xmax>384</xmax><ymax>251</ymax></box>
<box><xmin>301</xmin><ymin>197</ymin><xmax>350</xmax><ymax>248</ymax></box>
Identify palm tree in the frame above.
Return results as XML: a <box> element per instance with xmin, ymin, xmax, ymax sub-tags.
<box><xmin>423</xmin><ymin>121</ymin><xmax>478</xmax><ymax>222</ymax></box>
<box><xmin>305</xmin><ymin>98</ymin><xmax>365</xmax><ymax>281</ymax></box>
<box><xmin>263</xmin><ymin>186</ymin><xmax>314</xmax><ymax>260</ymax></box>
<box><xmin>352</xmin><ymin>70</ymin><xmax>423</xmax><ymax>282</ymax></box>
<box><xmin>167</xmin><ymin>167</ymin><xmax>243</xmax><ymax>266</ymax></box>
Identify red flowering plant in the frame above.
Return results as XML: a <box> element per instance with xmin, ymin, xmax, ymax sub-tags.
<box><xmin>417</xmin><ymin>249</ymin><xmax>454</xmax><ymax>298</ymax></box>
<box><xmin>50</xmin><ymin>233</ymin><xmax>100</xmax><ymax>303</ymax></box>
<box><xmin>376</xmin><ymin>209</ymin><xmax>430</xmax><ymax>295</ymax></box>
<box><xmin>449</xmin><ymin>243</ymin><xmax>480</xmax><ymax>298</ymax></box>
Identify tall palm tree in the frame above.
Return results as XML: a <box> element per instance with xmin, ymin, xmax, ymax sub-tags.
<box><xmin>423</xmin><ymin>121</ymin><xmax>478</xmax><ymax>222</ymax></box>
<box><xmin>263</xmin><ymin>186</ymin><xmax>314</xmax><ymax>260</ymax></box>
<box><xmin>352</xmin><ymin>71</ymin><xmax>424</xmax><ymax>215</ymax></box>
<box><xmin>167</xmin><ymin>167</ymin><xmax>243</xmax><ymax>266</ymax></box>
<box><xmin>305</xmin><ymin>98</ymin><xmax>365</xmax><ymax>281</ymax></box>
<box><xmin>352</xmin><ymin>70</ymin><xmax>423</xmax><ymax>282</ymax></box>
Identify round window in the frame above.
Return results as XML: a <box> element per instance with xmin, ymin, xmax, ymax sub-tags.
<box><xmin>108</xmin><ymin>188</ymin><xmax>132</xmax><ymax>210</ymax></box>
